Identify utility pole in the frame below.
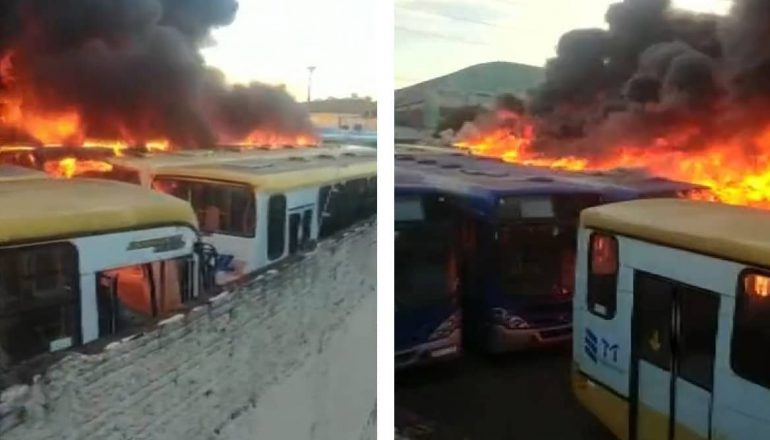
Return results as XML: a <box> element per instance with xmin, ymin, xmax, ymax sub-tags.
<box><xmin>307</xmin><ymin>66</ymin><xmax>316</xmax><ymax>103</ymax></box>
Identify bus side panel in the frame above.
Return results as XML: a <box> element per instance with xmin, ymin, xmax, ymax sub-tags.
<box><xmin>579</xmin><ymin>231</ymin><xmax>770</xmax><ymax>440</ymax></box>
<box><xmin>711</xmin><ymin>281</ymin><xmax>770</xmax><ymax>440</ymax></box>
<box><xmin>207</xmin><ymin>232</ymin><xmax>257</xmax><ymax>285</ymax></box>
<box><xmin>573</xmin><ymin>229</ymin><xmax>633</xmax><ymax>396</ymax></box>
<box><xmin>74</xmin><ymin>226</ymin><xmax>198</xmax><ymax>273</ymax></box>
<box><xmin>573</xmin><ymin>228</ymin><xmax>632</xmax><ymax>439</ymax></box>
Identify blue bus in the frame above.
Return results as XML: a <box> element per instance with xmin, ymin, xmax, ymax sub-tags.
<box><xmin>396</xmin><ymin>152</ymin><xmax>708</xmax><ymax>353</ymax></box>
<box><xmin>395</xmin><ymin>168</ymin><xmax>462</xmax><ymax>368</ymax></box>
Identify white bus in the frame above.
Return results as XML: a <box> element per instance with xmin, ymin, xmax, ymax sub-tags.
<box><xmin>0</xmin><ymin>178</ymin><xmax>202</xmax><ymax>368</ymax></box>
<box><xmin>80</xmin><ymin>144</ymin><xmax>375</xmax><ymax>186</ymax></box>
<box><xmin>573</xmin><ymin>198</ymin><xmax>770</xmax><ymax>440</ymax></box>
<box><xmin>151</xmin><ymin>154</ymin><xmax>377</xmax><ymax>285</ymax></box>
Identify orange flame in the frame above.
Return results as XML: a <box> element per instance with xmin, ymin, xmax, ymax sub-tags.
<box><xmin>43</xmin><ymin>157</ymin><xmax>113</xmax><ymax>179</ymax></box>
<box><xmin>456</xmin><ymin>119</ymin><xmax>770</xmax><ymax>209</ymax></box>
<box><xmin>238</xmin><ymin>130</ymin><xmax>317</xmax><ymax>149</ymax></box>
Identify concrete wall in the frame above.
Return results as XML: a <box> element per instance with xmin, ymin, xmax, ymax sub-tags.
<box><xmin>0</xmin><ymin>222</ymin><xmax>376</xmax><ymax>440</ymax></box>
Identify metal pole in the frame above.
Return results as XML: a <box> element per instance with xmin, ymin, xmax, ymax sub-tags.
<box><xmin>307</xmin><ymin>66</ymin><xmax>316</xmax><ymax>103</ymax></box>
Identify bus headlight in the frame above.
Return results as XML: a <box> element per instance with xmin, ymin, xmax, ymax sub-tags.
<box><xmin>491</xmin><ymin>308</ymin><xmax>530</xmax><ymax>330</ymax></box>
<box><xmin>506</xmin><ymin>315</ymin><xmax>530</xmax><ymax>330</ymax></box>
<box><xmin>428</xmin><ymin>314</ymin><xmax>459</xmax><ymax>341</ymax></box>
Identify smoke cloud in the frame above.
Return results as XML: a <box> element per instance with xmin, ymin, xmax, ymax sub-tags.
<box><xmin>0</xmin><ymin>0</ymin><xmax>315</xmax><ymax>148</ymax></box>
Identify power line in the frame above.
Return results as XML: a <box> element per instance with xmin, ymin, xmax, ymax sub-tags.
<box><xmin>395</xmin><ymin>25</ymin><xmax>489</xmax><ymax>46</ymax></box>
<box><xmin>396</xmin><ymin>5</ymin><xmax>503</xmax><ymax>28</ymax></box>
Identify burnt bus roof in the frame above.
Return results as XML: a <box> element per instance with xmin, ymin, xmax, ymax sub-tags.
<box><xmin>396</xmin><ymin>153</ymin><xmax>603</xmax><ymax>199</ymax></box>
<box><xmin>395</xmin><ymin>151</ymin><xmax>706</xmax><ymax>201</ymax></box>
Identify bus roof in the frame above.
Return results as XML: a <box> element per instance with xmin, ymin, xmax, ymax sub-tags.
<box><xmin>0</xmin><ymin>179</ymin><xmax>197</xmax><ymax>245</ymax></box>
<box><xmin>156</xmin><ymin>156</ymin><xmax>376</xmax><ymax>192</ymax></box>
<box><xmin>582</xmin><ymin>198</ymin><xmax>770</xmax><ymax>267</ymax></box>
<box><xmin>106</xmin><ymin>145</ymin><xmax>373</xmax><ymax>171</ymax></box>
<box><xmin>0</xmin><ymin>165</ymin><xmax>48</xmax><ymax>181</ymax></box>
<box><xmin>396</xmin><ymin>153</ymin><xmax>602</xmax><ymax>197</ymax></box>
<box><xmin>396</xmin><ymin>152</ymin><xmax>705</xmax><ymax>199</ymax></box>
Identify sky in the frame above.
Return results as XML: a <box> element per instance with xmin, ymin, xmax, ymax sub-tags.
<box><xmin>395</xmin><ymin>0</ymin><xmax>733</xmax><ymax>89</ymax></box>
<box><xmin>202</xmin><ymin>0</ymin><xmax>377</xmax><ymax>101</ymax></box>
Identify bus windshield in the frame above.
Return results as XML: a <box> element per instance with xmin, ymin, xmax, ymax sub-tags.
<box><xmin>395</xmin><ymin>227</ymin><xmax>453</xmax><ymax>309</ymax></box>
<box><xmin>495</xmin><ymin>224</ymin><xmax>575</xmax><ymax>296</ymax></box>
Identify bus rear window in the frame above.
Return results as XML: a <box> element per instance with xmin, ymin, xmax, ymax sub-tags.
<box><xmin>732</xmin><ymin>270</ymin><xmax>770</xmax><ymax>389</ymax></box>
<box><xmin>0</xmin><ymin>243</ymin><xmax>79</xmax><ymax>366</ymax></box>
<box><xmin>153</xmin><ymin>177</ymin><xmax>255</xmax><ymax>237</ymax></box>
<box><xmin>587</xmin><ymin>233</ymin><xmax>618</xmax><ymax>318</ymax></box>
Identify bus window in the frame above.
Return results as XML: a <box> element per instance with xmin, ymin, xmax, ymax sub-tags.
<box><xmin>365</xmin><ymin>177</ymin><xmax>377</xmax><ymax>216</ymax></box>
<box><xmin>732</xmin><ymin>270</ymin><xmax>770</xmax><ymax>389</ymax></box>
<box><xmin>267</xmin><ymin>194</ymin><xmax>287</xmax><ymax>261</ymax></box>
<box><xmin>395</xmin><ymin>195</ymin><xmax>425</xmax><ymax>222</ymax></box>
<box><xmin>495</xmin><ymin>225</ymin><xmax>567</xmax><ymax>295</ymax></box>
<box><xmin>351</xmin><ymin>178</ymin><xmax>369</xmax><ymax>221</ymax></box>
<box><xmin>288</xmin><ymin>213</ymin><xmax>301</xmax><ymax>254</ymax></box>
<box><xmin>153</xmin><ymin>177</ymin><xmax>255</xmax><ymax>237</ymax></box>
<box><xmin>301</xmin><ymin>209</ymin><xmax>312</xmax><ymax>248</ymax></box>
<box><xmin>587</xmin><ymin>233</ymin><xmax>618</xmax><ymax>318</ymax></box>
<box><xmin>395</xmin><ymin>228</ymin><xmax>453</xmax><ymax>310</ymax></box>
<box><xmin>320</xmin><ymin>183</ymin><xmax>343</xmax><ymax>238</ymax></box>
<box><xmin>0</xmin><ymin>243</ymin><xmax>79</xmax><ymax>366</ymax></box>
<box><xmin>96</xmin><ymin>257</ymin><xmax>192</xmax><ymax>336</ymax></box>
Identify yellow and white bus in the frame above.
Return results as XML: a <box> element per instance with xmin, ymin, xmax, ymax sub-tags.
<box><xmin>150</xmin><ymin>154</ymin><xmax>377</xmax><ymax>284</ymax></box>
<box><xmin>82</xmin><ymin>145</ymin><xmax>375</xmax><ymax>186</ymax></box>
<box><xmin>0</xmin><ymin>178</ymin><xmax>202</xmax><ymax>368</ymax></box>
<box><xmin>573</xmin><ymin>198</ymin><xmax>770</xmax><ymax>440</ymax></box>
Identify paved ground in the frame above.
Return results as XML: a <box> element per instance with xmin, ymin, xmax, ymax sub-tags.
<box><xmin>395</xmin><ymin>345</ymin><xmax>616</xmax><ymax>440</ymax></box>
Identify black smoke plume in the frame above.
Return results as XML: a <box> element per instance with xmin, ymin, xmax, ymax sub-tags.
<box><xmin>0</xmin><ymin>0</ymin><xmax>315</xmax><ymax>148</ymax></box>
<box><xmin>518</xmin><ymin>0</ymin><xmax>763</xmax><ymax>156</ymax></box>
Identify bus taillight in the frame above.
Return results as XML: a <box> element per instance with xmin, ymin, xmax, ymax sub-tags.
<box><xmin>590</xmin><ymin>233</ymin><xmax>618</xmax><ymax>275</ymax></box>
<box><xmin>745</xmin><ymin>273</ymin><xmax>770</xmax><ymax>298</ymax></box>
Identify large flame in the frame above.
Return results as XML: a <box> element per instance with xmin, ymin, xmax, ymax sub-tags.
<box><xmin>456</xmin><ymin>114</ymin><xmax>770</xmax><ymax>208</ymax></box>
<box><xmin>0</xmin><ymin>50</ymin><xmax>316</xmax><ymax>156</ymax></box>
<box><xmin>43</xmin><ymin>157</ymin><xmax>113</xmax><ymax>179</ymax></box>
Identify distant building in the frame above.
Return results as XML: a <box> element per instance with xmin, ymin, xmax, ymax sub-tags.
<box><xmin>395</xmin><ymin>61</ymin><xmax>544</xmax><ymax>130</ymax></box>
<box><xmin>307</xmin><ymin>96</ymin><xmax>377</xmax><ymax>132</ymax></box>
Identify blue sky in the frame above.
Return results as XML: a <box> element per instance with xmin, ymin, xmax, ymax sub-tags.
<box><xmin>203</xmin><ymin>0</ymin><xmax>378</xmax><ymax>101</ymax></box>
<box><xmin>395</xmin><ymin>0</ymin><xmax>732</xmax><ymax>89</ymax></box>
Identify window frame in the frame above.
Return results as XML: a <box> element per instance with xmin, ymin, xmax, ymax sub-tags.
<box><xmin>267</xmin><ymin>194</ymin><xmax>287</xmax><ymax>261</ymax></box>
<box><xmin>586</xmin><ymin>231</ymin><xmax>619</xmax><ymax>320</ymax></box>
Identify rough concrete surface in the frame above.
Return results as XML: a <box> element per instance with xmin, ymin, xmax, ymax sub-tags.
<box><xmin>0</xmin><ymin>222</ymin><xmax>376</xmax><ymax>440</ymax></box>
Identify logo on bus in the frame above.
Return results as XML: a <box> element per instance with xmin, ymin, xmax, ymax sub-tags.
<box><xmin>584</xmin><ymin>327</ymin><xmax>621</xmax><ymax>371</ymax></box>
<box><xmin>215</xmin><ymin>254</ymin><xmax>237</xmax><ymax>273</ymax></box>
<box><xmin>127</xmin><ymin>235</ymin><xmax>186</xmax><ymax>253</ymax></box>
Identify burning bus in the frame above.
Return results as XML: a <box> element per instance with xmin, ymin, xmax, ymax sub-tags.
<box><xmin>395</xmin><ymin>150</ymin><xmax>707</xmax><ymax>354</ymax></box>
<box><xmin>0</xmin><ymin>178</ymin><xmax>210</xmax><ymax>371</ymax></box>
<box><xmin>395</xmin><ymin>167</ymin><xmax>462</xmax><ymax>368</ymax></box>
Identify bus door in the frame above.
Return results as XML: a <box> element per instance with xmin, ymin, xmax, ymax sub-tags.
<box><xmin>631</xmin><ymin>271</ymin><xmax>720</xmax><ymax>440</ymax></box>
<box><xmin>288</xmin><ymin>208</ymin><xmax>314</xmax><ymax>254</ymax></box>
